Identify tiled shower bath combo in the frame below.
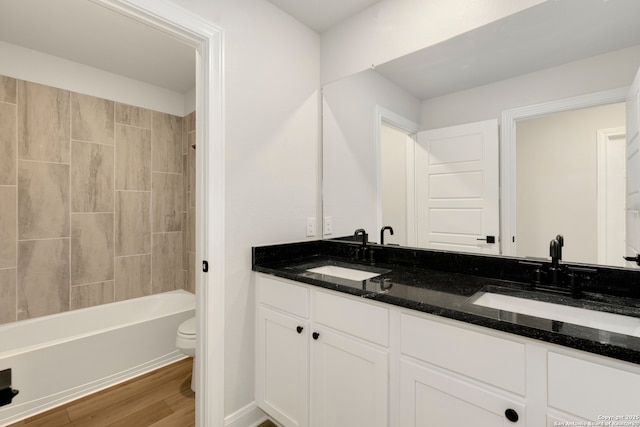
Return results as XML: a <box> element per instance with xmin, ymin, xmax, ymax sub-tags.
<box><xmin>0</xmin><ymin>74</ymin><xmax>196</xmax><ymax>325</ymax></box>
<box><xmin>0</xmin><ymin>75</ymin><xmax>198</xmax><ymax>424</ymax></box>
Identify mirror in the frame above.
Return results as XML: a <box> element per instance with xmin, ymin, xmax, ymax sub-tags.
<box><xmin>322</xmin><ymin>0</ymin><xmax>640</xmax><ymax>268</ymax></box>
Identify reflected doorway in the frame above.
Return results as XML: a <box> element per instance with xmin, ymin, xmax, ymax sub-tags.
<box><xmin>515</xmin><ymin>102</ymin><xmax>626</xmax><ymax>265</ymax></box>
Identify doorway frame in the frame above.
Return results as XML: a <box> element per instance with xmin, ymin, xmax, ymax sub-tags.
<box><xmin>597</xmin><ymin>126</ymin><xmax>626</xmax><ymax>265</ymax></box>
<box><xmin>500</xmin><ymin>87</ymin><xmax>627</xmax><ymax>257</ymax></box>
<box><xmin>94</xmin><ymin>1</ymin><xmax>225</xmax><ymax>426</ymax></box>
<box><xmin>374</xmin><ymin>106</ymin><xmax>419</xmax><ymax>245</ymax></box>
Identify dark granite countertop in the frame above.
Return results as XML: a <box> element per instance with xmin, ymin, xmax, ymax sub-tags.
<box><xmin>253</xmin><ymin>240</ymin><xmax>640</xmax><ymax>365</ymax></box>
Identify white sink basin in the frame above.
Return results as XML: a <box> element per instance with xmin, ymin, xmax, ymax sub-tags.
<box><xmin>472</xmin><ymin>292</ymin><xmax>640</xmax><ymax>337</ymax></box>
<box><xmin>307</xmin><ymin>265</ymin><xmax>381</xmax><ymax>281</ymax></box>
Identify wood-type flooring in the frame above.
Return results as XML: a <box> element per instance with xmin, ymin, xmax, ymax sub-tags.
<box><xmin>7</xmin><ymin>358</ymin><xmax>278</xmax><ymax>427</ymax></box>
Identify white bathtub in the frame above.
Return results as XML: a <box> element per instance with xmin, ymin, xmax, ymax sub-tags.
<box><xmin>0</xmin><ymin>290</ymin><xmax>195</xmax><ymax>426</ymax></box>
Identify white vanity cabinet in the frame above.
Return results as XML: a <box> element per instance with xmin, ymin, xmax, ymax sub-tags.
<box><xmin>256</xmin><ymin>274</ymin><xmax>389</xmax><ymax>427</ymax></box>
<box><xmin>311</xmin><ymin>289</ymin><xmax>389</xmax><ymax>427</ymax></box>
<box><xmin>399</xmin><ymin>313</ymin><xmax>527</xmax><ymax>427</ymax></box>
<box><xmin>547</xmin><ymin>352</ymin><xmax>640</xmax><ymax>425</ymax></box>
<box><xmin>256</xmin><ymin>273</ymin><xmax>640</xmax><ymax>427</ymax></box>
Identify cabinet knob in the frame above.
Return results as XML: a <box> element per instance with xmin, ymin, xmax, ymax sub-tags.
<box><xmin>505</xmin><ymin>409</ymin><xmax>519</xmax><ymax>423</ymax></box>
<box><xmin>312</xmin><ymin>332</ymin><xmax>320</xmax><ymax>340</ymax></box>
<box><xmin>296</xmin><ymin>326</ymin><xmax>304</xmax><ymax>334</ymax></box>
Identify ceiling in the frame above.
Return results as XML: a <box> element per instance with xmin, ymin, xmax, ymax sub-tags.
<box><xmin>0</xmin><ymin>0</ymin><xmax>196</xmax><ymax>93</ymax></box>
<box><xmin>0</xmin><ymin>0</ymin><xmax>375</xmax><ymax>93</ymax></box>
<box><xmin>267</xmin><ymin>0</ymin><xmax>381</xmax><ymax>33</ymax></box>
<box><xmin>2</xmin><ymin>0</ymin><xmax>638</xmax><ymax>100</ymax></box>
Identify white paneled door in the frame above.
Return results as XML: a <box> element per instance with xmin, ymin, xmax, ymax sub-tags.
<box><xmin>625</xmin><ymin>67</ymin><xmax>640</xmax><ymax>267</ymax></box>
<box><xmin>416</xmin><ymin>119</ymin><xmax>500</xmax><ymax>254</ymax></box>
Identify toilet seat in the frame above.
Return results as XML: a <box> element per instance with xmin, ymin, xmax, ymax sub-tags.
<box><xmin>178</xmin><ymin>317</ymin><xmax>196</xmax><ymax>338</ymax></box>
<box><xmin>176</xmin><ymin>316</ymin><xmax>196</xmax><ymax>358</ymax></box>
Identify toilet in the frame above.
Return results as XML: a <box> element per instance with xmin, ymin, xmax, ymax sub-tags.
<box><xmin>176</xmin><ymin>316</ymin><xmax>196</xmax><ymax>392</ymax></box>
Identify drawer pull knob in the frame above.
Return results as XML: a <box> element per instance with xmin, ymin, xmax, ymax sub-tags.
<box><xmin>312</xmin><ymin>332</ymin><xmax>320</xmax><ymax>340</ymax></box>
<box><xmin>505</xmin><ymin>409</ymin><xmax>519</xmax><ymax>422</ymax></box>
<box><xmin>296</xmin><ymin>326</ymin><xmax>304</xmax><ymax>334</ymax></box>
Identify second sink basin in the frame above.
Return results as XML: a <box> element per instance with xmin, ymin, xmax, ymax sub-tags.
<box><xmin>472</xmin><ymin>291</ymin><xmax>640</xmax><ymax>338</ymax></box>
<box><xmin>306</xmin><ymin>265</ymin><xmax>382</xmax><ymax>281</ymax></box>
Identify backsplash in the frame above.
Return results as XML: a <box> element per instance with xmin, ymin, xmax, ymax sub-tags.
<box><xmin>0</xmin><ymin>75</ymin><xmax>196</xmax><ymax>324</ymax></box>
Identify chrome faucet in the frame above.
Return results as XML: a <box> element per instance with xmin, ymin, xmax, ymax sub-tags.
<box><xmin>380</xmin><ymin>226</ymin><xmax>394</xmax><ymax>245</ymax></box>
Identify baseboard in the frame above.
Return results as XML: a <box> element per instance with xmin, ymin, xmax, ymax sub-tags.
<box><xmin>225</xmin><ymin>402</ymin><xmax>270</xmax><ymax>427</ymax></box>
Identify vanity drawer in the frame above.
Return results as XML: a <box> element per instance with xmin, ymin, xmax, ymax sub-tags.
<box><xmin>400</xmin><ymin>313</ymin><xmax>526</xmax><ymax>395</ymax></box>
<box><xmin>313</xmin><ymin>290</ymin><xmax>389</xmax><ymax>347</ymax></box>
<box><xmin>258</xmin><ymin>275</ymin><xmax>309</xmax><ymax>319</ymax></box>
<box><xmin>548</xmin><ymin>352</ymin><xmax>640</xmax><ymax>420</ymax></box>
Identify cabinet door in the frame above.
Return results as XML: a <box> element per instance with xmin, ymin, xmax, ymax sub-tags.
<box><xmin>548</xmin><ymin>352</ymin><xmax>640</xmax><ymax>421</ymax></box>
<box><xmin>400</xmin><ymin>359</ymin><xmax>525</xmax><ymax>427</ymax></box>
<box><xmin>311</xmin><ymin>327</ymin><xmax>388</xmax><ymax>427</ymax></box>
<box><xmin>257</xmin><ymin>305</ymin><xmax>309</xmax><ymax>427</ymax></box>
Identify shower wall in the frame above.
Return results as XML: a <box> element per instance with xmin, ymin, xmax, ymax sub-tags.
<box><xmin>0</xmin><ymin>74</ymin><xmax>196</xmax><ymax>325</ymax></box>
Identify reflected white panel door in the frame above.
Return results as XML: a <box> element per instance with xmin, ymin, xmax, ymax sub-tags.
<box><xmin>416</xmin><ymin>119</ymin><xmax>499</xmax><ymax>253</ymax></box>
<box><xmin>626</xmin><ymin>66</ymin><xmax>640</xmax><ymax>268</ymax></box>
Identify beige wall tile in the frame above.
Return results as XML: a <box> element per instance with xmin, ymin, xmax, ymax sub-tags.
<box><xmin>152</xmin><ymin>112</ymin><xmax>182</xmax><ymax>173</ymax></box>
<box><xmin>0</xmin><ymin>102</ymin><xmax>17</xmax><ymax>185</ymax></box>
<box><xmin>152</xmin><ymin>232</ymin><xmax>183</xmax><ymax>293</ymax></box>
<box><xmin>17</xmin><ymin>238</ymin><xmax>70</xmax><ymax>320</ymax></box>
<box><xmin>188</xmin><ymin>207</ymin><xmax>196</xmax><ymax>253</ymax></box>
<box><xmin>182</xmin><ymin>153</ymin><xmax>188</xmax><ymax>211</ymax></box>
<box><xmin>185</xmin><ymin>111</ymin><xmax>195</xmax><ymax>133</ymax></box>
<box><xmin>182</xmin><ymin>211</ymin><xmax>188</xmax><ymax>269</ymax></box>
<box><xmin>0</xmin><ymin>186</ymin><xmax>16</xmax><ymax>268</ymax></box>
<box><xmin>186</xmin><ymin>252</ymin><xmax>196</xmax><ymax>294</ymax></box>
<box><xmin>188</xmin><ymin>133</ymin><xmax>196</xmax><ymax>208</ymax></box>
<box><xmin>71</xmin><ymin>141</ymin><xmax>114</xmax><ymax>212</ymax></box>
<box><xmin>182</xmin><ymin>111</ymin><xmax>195</xmax><ymax>154</ymax></box>
<box><xmin>18</xmin><ymin>161</ymin><xmax>70</xmax><ymax>239</ymax></box>
<box><xmin>152</xmin><ymin>172</ymin><xmax>183</xmax><ymax>232</ymax></box>
<box><xmin>70</xmin><ymin>281</ymin><xmax>114</xmax><ymax>310</ymax></box>
<box><xmin>115</xmin><ymin>124</ymin><xmax>151</xmax><ymax>191</ymax></box>
<box><xmin>0</xmin><ymin>75</ymin><xmax>17</xmax><ymax>104</ymax></box>
<box><xmin>0</xmin><ymin>268</ymin><xmax>16</xmax><ymax>324</ymax></box>
<box><xmin>116</xmin><ymin>191</ymin><xmax>151</xmax><ymax>256</ymax></box>
<box><xmin>71</xmin><ymin>93</ymin><xmax>115</xmax><ymax>144</ymax></box>
<box><xmin>115</xmin><ymin>103</ymin><xmax>151</xmax><ymax>128</ymax></box>
<box><xmin>18</xmin><ymin>80</ymin><xmax>70</xmax><ymax>163</ymax></box>
<box><xmin>71</xmin><ymin>213</ymin><xmax>114</xmax><ymax>285</ymax></box>
<box><xmin>115</xmin><ymin>254</ymin><xmax>151</xmax><ymax>301</ymax></box>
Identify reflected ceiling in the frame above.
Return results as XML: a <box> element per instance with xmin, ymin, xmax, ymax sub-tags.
<box><xmin>374</xmin><ymin>0</ymin><xmax>640</xmax><ymax>100</ymax></box>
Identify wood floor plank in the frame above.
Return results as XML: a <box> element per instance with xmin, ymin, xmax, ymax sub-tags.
<box><xmin>66</xmin><ymin>374</ymin><xmax>185</xmax><ymax>425</ymax></box>
<box><xmin>102</xmin><ymin>400</ymin><xmax>173</xmax><ymax>427</ymax></box>
<box><xmin>21</xmin><ymin>406</ymin><xmax>71</xmax><ymax>427</ymax></box>
<box><xmin>147</xmin><ymin>404</ymin><xmax>195</xmax><ymax>427</ymax></box>
<box><xmin>67</xmin><ymin>365</ymin><xmax>192</xmax><ymax>426</ymax></box>
<box><xmin>7</xmin><ymin>359</ymin><xmax>193</xmax><ymax>427</ymax></box>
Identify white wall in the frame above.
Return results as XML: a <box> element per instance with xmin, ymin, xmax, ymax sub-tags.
<box><xmin>0</xmin><ymin>41</ymin><xmax>189</xmax><ymax>116</ymax></box>
<box><xmin>421</xmin><ymin>45</ymin><xmax>640</xmax><ymax>130</ymax></box>
<box><xmin>166</xmin><ymin>0</ymin><xmax>320</xmax><ymax>421</ymax></box>
<box><xmin>323</xmin><ymin>70</ymin><xmax>420</xmax><ymax>239</ymax></box>
<box><xmin>516</xmin><ymin>102</ymin><xmax>625</xmax><ymax>265</ymax></box>
<box><xmin>320</xmin><ymin>0</ymin><xmax>545</xmax><ymax>85</ymax></box>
